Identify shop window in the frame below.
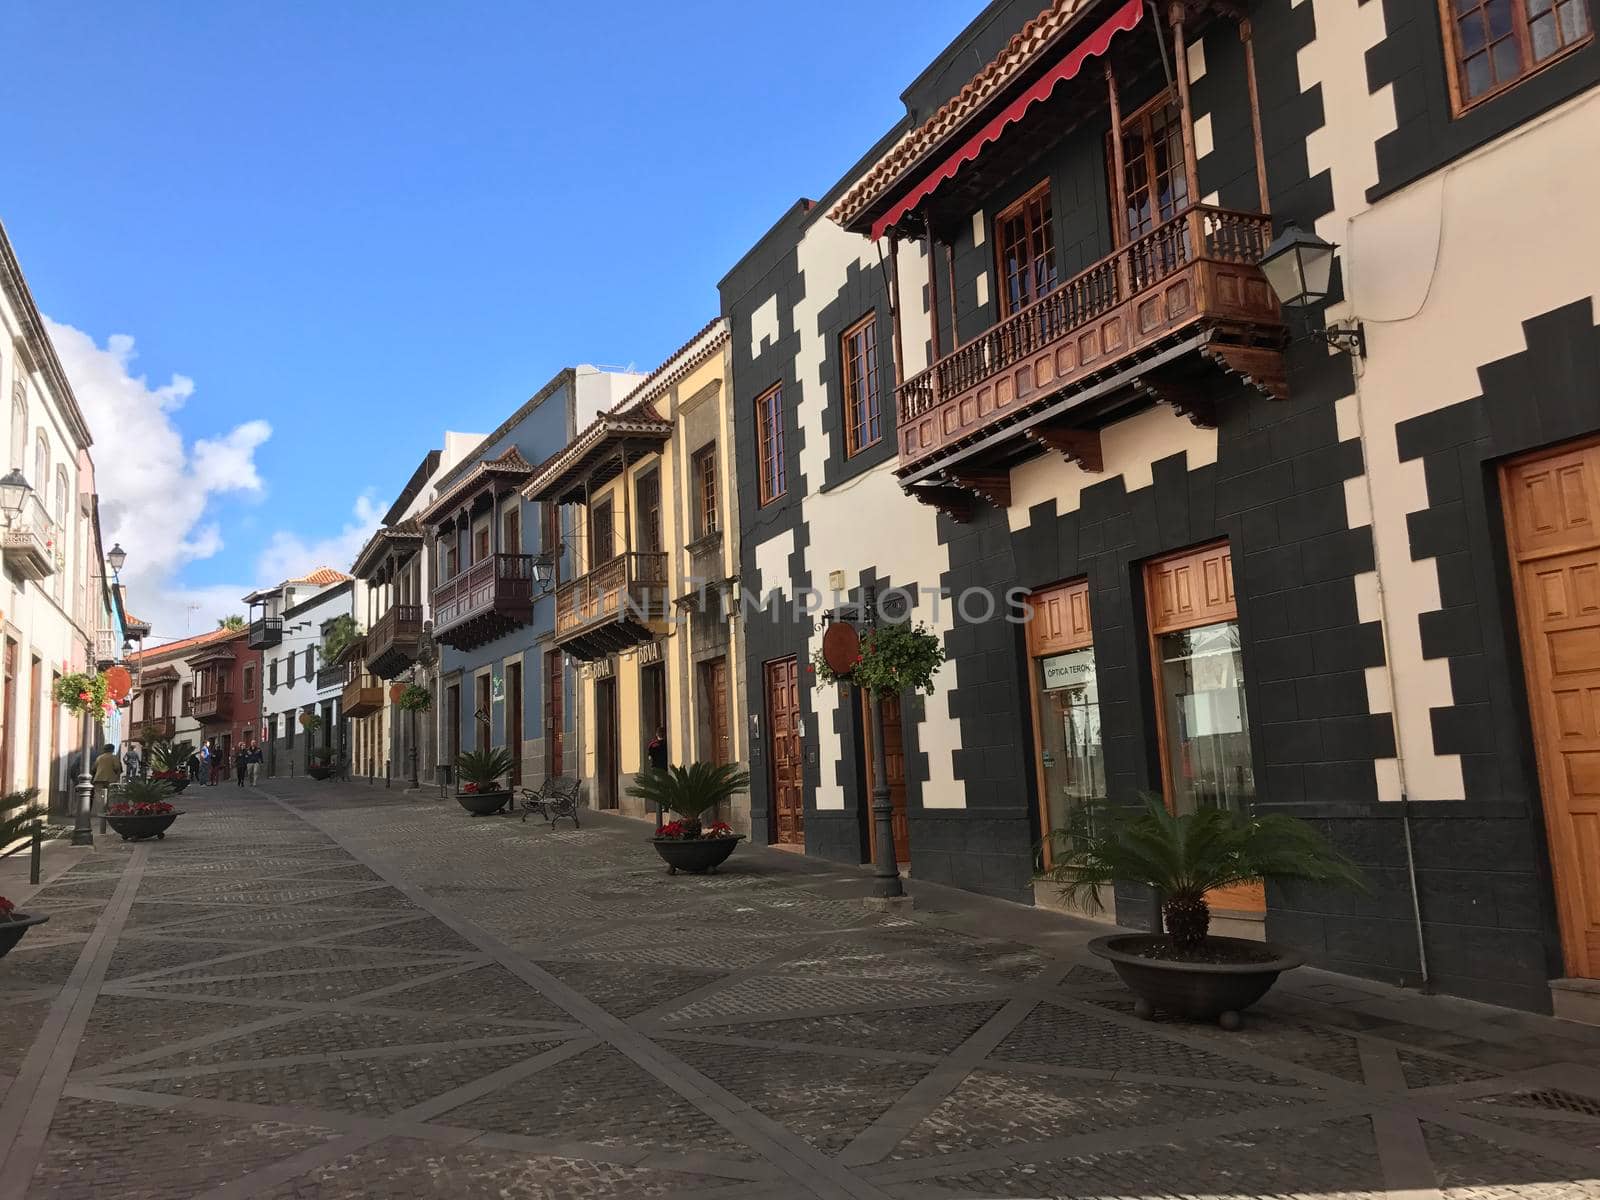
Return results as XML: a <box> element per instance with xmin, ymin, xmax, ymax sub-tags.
<box><xmin>1027</xmin><ymin>579</ymin><xmax>1105</xmax><ymax>868</ymax></box>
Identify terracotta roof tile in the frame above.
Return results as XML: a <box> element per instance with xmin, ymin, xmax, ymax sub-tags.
<box><xmin>293</xmin><ymin>567</ymin><xmax>351</xmax><ymax>586</ymax></box>
<box><xmin>829</xmin><ymin>0</ymin><xmax>1092</xmax><ymax>231</ymax></box>
<box><xmin>127</xmin><ymin>626</ymin><xmax>240</xmax><ymax>666</ymax></box>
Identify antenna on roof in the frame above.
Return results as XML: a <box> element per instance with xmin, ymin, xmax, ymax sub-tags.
<box><xmin>186</xmin><ymin>603</ymin><xmax>201</xmax><ymax>633</ymax></box>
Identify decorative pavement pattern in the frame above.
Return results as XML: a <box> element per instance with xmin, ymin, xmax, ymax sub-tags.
<box><xmin>1</xmin><ymin>782</ymin><xmax>1600</xmax><ymax>1198</ymax></box>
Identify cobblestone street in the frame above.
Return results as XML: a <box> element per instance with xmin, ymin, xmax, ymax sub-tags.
<box><xmin>3</xmin><ymin>780</ymin><xmax>1600</xmax><ymax>1198</ymax></box>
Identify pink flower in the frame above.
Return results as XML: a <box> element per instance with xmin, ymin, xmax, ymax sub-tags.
<box><xmin>78</xmin><ymin>691</ymin><xmax>90</xmax><ymax>702</ymax></box>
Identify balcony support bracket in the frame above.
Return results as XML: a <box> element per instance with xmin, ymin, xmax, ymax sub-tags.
<box><xmin>909</xmin><ymin>485</ymin><xmax>977</xmax><ymax>524</ymax></box>
<box><xmin>1025</xmin><ymin>425</ymin><xmax>1103</xmax><ymax>473</ymax></box>
<box><xmin>948</xmin><ymin>471</ymin><xmax>1011</xmax><ymax>511</ymax></box>
<box><xmin>1202</xmin><ymin>342</ymin><xmax>1290</xmax><ymax>403</ymax></box>
<box><xmin>1134</xmin><ymin>371</ymin><xmax>1217</xmax><ymax>431</ymax></box>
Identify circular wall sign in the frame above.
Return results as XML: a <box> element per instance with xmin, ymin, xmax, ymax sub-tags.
<box><xmin>390</xmin><ymin>683</ymin><xmax>407</xmax><ymax>703</ymax></box>
<box><xmin>821</xmin><ymin>622</ymin><xmax>861</xmax><ymax>676</ymax></box>
<box><xmin>104</xmin><ymin>666</ymin><xmax>133</xmax><ymax>702</ymax></box>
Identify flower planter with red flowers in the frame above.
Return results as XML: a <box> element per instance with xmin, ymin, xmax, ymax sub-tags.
<box><xmin>453</xmin><ymin>749</ymin><xmax>515</xmax><ymax>816</ymax></box>
<box><xmin>630</xmin><ymin>763</ymin><xmax>752</xmax><ymax>876</ymax></box>
<box><xmin>0</xmin><ymin>896</ymin><xmax>49</xmax><ymax>958</ymax></box>
<box><xmin>103</xmin><ymin>780</ymin><xmax>184</xmax><ymax>841</ymax></box>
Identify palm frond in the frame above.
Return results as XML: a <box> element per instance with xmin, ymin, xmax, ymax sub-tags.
<box><xmin>455</xmin><ymin>748</ymin><xmax>515</xmax><ymax>788</ymax></box>
<box><xmin>626</xmin><ymin>762</ymin><xmax>751</xmax><ymax>820</ymax></box>
<box><xmin>0</xmin><ymin>788</ymin><xmax>42</xmax><ymax>846</ymax></box>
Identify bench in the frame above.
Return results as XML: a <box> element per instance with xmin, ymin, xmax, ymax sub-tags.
<box><xmin>518</xmin><ymin>776</ymin><xmax>581</xmax><ymax>828</ymax></box>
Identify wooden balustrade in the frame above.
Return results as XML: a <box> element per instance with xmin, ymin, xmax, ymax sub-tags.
<box><xmin>367</xmin><ymin>603</ymin><xmax>424</xmax><ymax>678</ymax></box>
<box><xmin>431</xmin><ymin>554</ymin><xmax>536</xmax><ymax>650</ymax></box>
<box><xmin>895</xmin><ymin>204</ymin><xmax>1279</xmax><ymax>472</ymax></box>
<box><xmin>553</xmin><ymin>551</ymin><xmax>667</xmax><ymax>660</ymax></box>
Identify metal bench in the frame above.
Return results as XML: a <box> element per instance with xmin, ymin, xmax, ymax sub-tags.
<box><xmin>518</xmin><ymin>776</ymin><xmax>582</xmax><ymax>828</ymax></box>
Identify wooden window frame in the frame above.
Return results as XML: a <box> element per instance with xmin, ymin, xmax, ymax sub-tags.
<box><xmin>692</xmin><ymin>443</ymin><xmax>718</xmax><ymax>537</ymax></box>
<box><xmin>589</xmin><ymin>493</ymin><xmax>616</xmax><ymax>568</ymax></box>
<box><xmin>1438</xmin><ymin>0</ymin><xmax>1594</xmax><ymax>113</ymax></box>
<box><xmin>840</xmin><ymin>314</ymin><xmax>882</xmax><ymax>457</ymax></box>
<box><xmin>755</xmin><ymin>384</ymin><xmax>786</xmax><ymax>506</ymax></box>
<box><xmin>1109</xmin><ymin>90</ymin><xmax>1192</xmax><ymax>242</ymax></box>
<box><xmin>1024</xmin><ymin>579</ymin><xmax>1094</xmax><ymax>871</ymax></box>
<box><xmin>992</xmin><ymin>179</ymin><xmax>1058</xmax><ymax>319</ymax></box>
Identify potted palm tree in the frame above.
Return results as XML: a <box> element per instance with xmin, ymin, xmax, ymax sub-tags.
<box><xmin>0</xmin><ymin>789</ymin><xmax>48</xmax><ymax>957</ymax></box>
<box><xmin>103</xmin><ymin>778</ymin><xmax>184</xmax><ymax>841</ymax></box>
<box><xmin>454</xmin><ymin>748</ymin><xmax>515</xmax><ymax>816</ymax></box>
<box><xmin>147</xmin><ymin>736</ymin><xmax>194</xmax><ymax>793</ymax></box>
<box><xmin>1053</xmin><ymin>797</ymin><xmax>1365</xmax><ymax>1028</ymax></box>
<box><xmin>628</xmin><ymin>763</ymin><xmax>751</xmax><ymax>874</ymax></box>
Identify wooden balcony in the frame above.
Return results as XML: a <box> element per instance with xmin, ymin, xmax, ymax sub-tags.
<box><xmin>342</xmin><ymin>675</ymin><xmax>383</xmax><ymax>718</ymax></box>
<box><xmin>432</xmin><ymin>554</ymin><xmax>536</xmax><ymax>651</ymax></box>
<box><xmin>247</xmin><ymin>616</ymin><xmax>284</xmax><ymax>649</ymax></box>
<box><xmin>315</xmin><ymin>663</ymin><xmax>346</xmax><ymax>691</ymax></box>
<box><xmin>2</xmin><ymin>494</ymin><xmax>59</xmax><ymax>582</ymax></box>
<box><xmin>193</xmin><ymin>691</ymin><xmax>234</xmax><ymax>724</ymax></box>
<box><xmin>131</xmin><ymin>716</ymin><xmax>176</xmax><ymax>742</ymax></box>
<box><xmin>555</xmin><ymin>551</ymin><xmax>667</xmax><ymax>661</ymax></box>
<box><xmin>367</xmin><ymin>604</ymin><xmax>424</xmax><ymax>679</ymax></box>
<box><xmin>895</xmin><ymin>204</ymin><xmax>1284</xmax><ymax>502</ymax></box>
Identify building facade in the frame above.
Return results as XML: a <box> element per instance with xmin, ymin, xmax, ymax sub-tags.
<box><xmin>422</xmin><ymin>368</ymin><xmax>640</xmax><ymax>790</ymax></box>
<box><xmin>721</xmin><ymin>0</ymin><xmax>1600</xmax><ymax>1015</ymax></box>
<box><xmin>186</xmin><ymin>628</ymin><xmax>261</xmax><ymax>779</ymax></box>
<box><xmin>0</xmin><ymin>220</ymin><xmax>120</xmax><ymax>814</ymax></box>
<box><xmin>526</xmin><ymin>320</ymin><xmax>750</xmax><ymax>826</ymax></box>
<box><xmin>248</xmin><ymin>568</ymin><xmax>355</xmax><ymax>777</ymax></box>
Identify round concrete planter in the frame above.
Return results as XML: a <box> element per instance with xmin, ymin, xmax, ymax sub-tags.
<box><xmin>0</xmin><ymin>913</ymin><xmax>49</xmax><ymax>958</ymax></box>
<box><xmin>307</xmin><ymin>766</ymin><xmax>335</xmax><ymax>781</ymax></box>
<box><xmin>651</xmin><ymin>835</ymin><xmax>743</xmax><ymax>875</ymax></box>
<box><xmin>104</xmin><ymin>811</ymin><xmax>183</xmax><ymax>842</ymax></box>
<box><xmin>1089</xmin><ymin>934</ymin><xmax>1302</xmax><ymax>1029</ymax></box>
<box><xmin>456</xmin><ymin>789</ymin><xmax>512</xmax><ymax>816</ymax></box>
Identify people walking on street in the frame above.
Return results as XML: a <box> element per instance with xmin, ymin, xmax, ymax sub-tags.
<box><xmin>122</xmin><ymin>741</ymin><xmax>143</xmax><ymax>781</ymax></box>
<box><xmin>187</xmin><ymin>749</ymin><xmax>201</xmax><ymax>782</ymax></box>
<box><xmin>247</xmin><ymin>742</ymin><xmax>262</xmax><ymax>786</ymax></box>
<box><xmin>235</xmin><ymin>743</ymin><xmax>249</xmax><ymax>788</ymax></box>
<box><xmin>200</xmin><ymin>740</ymin><xmax>215</xmax><ymax>786</ymax></box>
<box><xmin>92</xmin><ymin>742</ymin><xmax>122</xmax><ymax>810</ymax></box>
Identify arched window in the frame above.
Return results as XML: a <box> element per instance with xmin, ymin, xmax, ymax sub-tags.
<box><xmin>34</xmin><ymin>430</ymin><xmax>48</xmax><ymax>502</ymax></box>
<box><xmin>9</xmin><ymin>386</ymin><xmax>25</xmax><ymax>473</ymax></box>
<box><xmin>54</xmin><ymin>467</ymin><xmax>68</xmax><ymax>530</ymax></box>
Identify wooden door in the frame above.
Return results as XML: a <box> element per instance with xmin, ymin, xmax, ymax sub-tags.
<box><xmin>862</xmin><ymin>692</ymin><xmax>910</xmax><ymax>864</ymax></box>
<box><xmin>48</xmin><ymin>671</ymin><xmax>61</xmax><ymax>811</ymax></box>
<box><xmin>1145</xmin><ymin>542</ymin><xmax>1263</xmax><ymax>914</ymax></box>
<box><xmin>701</xmin><ymin>657</ymin><xmax>730</xmax><ymax>765</ymax></box>
<box><xmin>765</xmin><ymin>657</ymin><xmax>803</xmax><ymax>844</ymax></box>
<box><xmin>1</xmin><ymin>639</ymin><xmax>13</xmax><ymax>793</ymax></box>
<box><xmin>595</xmin><ymin>676</ymin><xmax>618</xmax><ymax>809</ymax></box>
<box><xmin>1504</xmin><ymin>439</ymin><xmax>1600</xmax><ymax>978</ymax></box>
<box><xmin>27</xmin><ymin>657</ymin><xmax>41</xmax><ymax>791</ymax></box>
<box><xmin>546</xmin><ymin>650</ymin><xmax>565</xmax><ymax>777</ymax></box>
<box><xmin>475</xmin><ymin>674</ymin><xmax>491</xmax><ymax>752</ymax></box>
<box><xmin>445</xmin><ymin>684</ymin><xmax>461</xmax><ymax>770</ymax></box>
<box><xmin>506</xmin><ymin>662</ymin><xmax>523</xmax><ymax>786</ymax></box>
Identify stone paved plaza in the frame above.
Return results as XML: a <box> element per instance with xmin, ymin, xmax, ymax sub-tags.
<box><xmin>2</xmin><ymin>781</ymin><xmax>1600</xmax><ymax>1198</ymax></box>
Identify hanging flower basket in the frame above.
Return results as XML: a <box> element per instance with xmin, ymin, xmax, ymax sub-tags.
<box><xmin>812</xmin><ymin>620</ymin><xmax>945</xmax><ymax>698</ymax></box>
<box><xmin>53</xmin><ymin>672</ymin><xmax>112</xmax><ymax>719</ymax></box>
<box><xmin>299</xmin><ymin>712</ymin><xmax>322</xmax><ymax>731</ymax></box>
<box><xmin>397</xmin><ymin>684</ymin><xmax>432</xmax><ymax>713</ymax></box>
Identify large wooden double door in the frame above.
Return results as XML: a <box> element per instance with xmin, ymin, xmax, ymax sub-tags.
<box><xmin>765</xmin><ymin>657</ymin><xmax>804</xmax><ymax>844</ymax></box>
<box><xmin>1504</xmin><ymin>439</ymin><xmax>1600</xmax><ymax>979</ymax></box>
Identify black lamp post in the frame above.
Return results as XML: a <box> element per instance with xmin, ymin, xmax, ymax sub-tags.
<box><xmin>860</xmin><ymin>587</ymin><xmax>905</xmax><ymax>902</ymax></box>
<box><xmin>74</xmin><ymin>544</ymin><xmax>131</xmax><ymax>846</ymax></box>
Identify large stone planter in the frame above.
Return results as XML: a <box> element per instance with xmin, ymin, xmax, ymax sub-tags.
<box><xmin>1089</xmin><ymin>934</ymin><xmax>1302</xmax><ymax>1029</ymax></box>
<box><xmin>104</xmin><ymin>811</ymin><xmax>183</xmax><ymax>842</ymax></box>
<box><xmin>651</xmin><ymin>835</ymin><xmax>743</xmax><ymax>875</ymax></box>
<box><xmin>456</xmin><ymin>789</ymin><xmax>513</xmax><ymax>816</ymax></box>
<box><xmin>0</xmin><ymin>913</ymin><xmax>48</xmax><ymax>958</ymax></box>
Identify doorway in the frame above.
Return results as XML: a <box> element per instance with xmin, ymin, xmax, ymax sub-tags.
<box><xmin>475</xmin><ymin>673</ymin><xmax>492</xmax><ymax>753</ymax></box>
<box><xmin>860</xmin><ymin>691</ymin><xmax>909</xmax><ymax>864</ymax></box>
<box><xmin>546</xmin><ymin>651</ymin><xmax>565</xmax><ymax>777</ymax></box>
<box><xmin>445</xmin><ymin>683</ymin><xmax>461</xmax><ymax>776</ymax></box>
<box><xmin>27</xmin><ymin>656</ymin><xmax>41</xmax><ymax>791</ymax></box>
<box><xmin>640</xmin><ymin>661</ymin><xmax>666</xmax><ymax>767</ymax></box>
<box><xmin>765</xmin><ymin>657</ymin><xmax>803</xmax><ymax>845</ymax></box>
<box><xmin>699</xmin><ymin>657</ymin><xmax>730</xmax><ymax>765</ymax></box>
<box><xmin>1144</xmin><ymin>542</ymin><xmax>1262</xmax><ymax>914</ymax></box>
<box><xmin>506</xmin><ymin>661</ymin><xmax>523</xmax><ymax>786</ymax></box>
<box><xmin>1</xmin><ymin>639</ymin><xmax>13</xmax><ymax>793</ymax></box>
<box><xmin>1503</xmin><ymin>438</ymin><xmax>1600</xmax><ymax>978</ymax></box>
<box><xmin>1026</xmin><ymin>579</ymin><xmax>1105</xmax><ymax>870</ymax></box>
<box><xmin>595</xmin><ymin>676</ymin><xmax>619</xmax><ymax>809</ymax></box>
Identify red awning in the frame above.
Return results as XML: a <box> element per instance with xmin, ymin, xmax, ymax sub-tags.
<box><xmin>870</xmin><ymin>0</ymin><xmax>1145</xmax><ymax>241</ymax></box>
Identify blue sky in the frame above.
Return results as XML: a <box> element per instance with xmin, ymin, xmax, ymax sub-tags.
<box><xmin>0</xmin><ymin>1</ymin><xmax>978</xmax><ymax>638</ymax></box>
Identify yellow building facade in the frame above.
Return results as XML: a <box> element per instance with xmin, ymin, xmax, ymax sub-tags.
<box><xmin>523</xmin><ymin>319</ymin><xmax>748</xmax><ymax>829</ymax></box>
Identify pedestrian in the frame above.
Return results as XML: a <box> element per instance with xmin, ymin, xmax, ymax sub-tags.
<box><xmin>647</xmin><ymin>725</ymin><xmax>669</xmax><ymax>826</ymax></box>
<box><xmin>186</xmin><ymin>749</ymin><xmax>200</xmax><ymax>781</ymax></box>
<box><xmin>123</xmin><ymin>741</ymin><xmax>143</xmax><ymax>781</ymax></box>
<box><xmin>234</xmin><ymin>743</ymin><xmax>248</xmax><ymax>788</ymax></box>
<box><xmin>200</xmin><ymin>740</ymin><xmax>214</xmax><ymax>786</ymax></box>
<box><xmin>248</xmin><ymin>742</ymin><xmax>262</xmax><ymax>786</ymax></box>
<box><xmin>92</xmin><ymin>742</ymin><xmax>122</xmax><ymax>811</ymax></box>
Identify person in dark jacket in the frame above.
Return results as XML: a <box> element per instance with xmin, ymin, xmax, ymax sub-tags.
<box><xmin>235</xmin><ymin>744</ymin><xmax>249</xmax><ymax>787</ymax></box>
<box><xmin>646</xmin><ymin>726</ymin><xmax>669</xmax><ymax>826</ymax></box>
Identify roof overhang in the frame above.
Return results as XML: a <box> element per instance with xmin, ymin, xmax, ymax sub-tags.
<box><xmin>523</xmin><ymin>408</ymin><xmax>672</xmax><ymax>506</ymax></box>
<box><xmin>831</xmin><ymin>0</ymin><xmax>1142</xmax><ymax>239</ymax></box>
<box><xmin>351</xmin><ymin>520</ymin><xmax>425</xmax><ymax>581</ymax></box>
<box><xmin>186</xmin><ymin>643</ymin><xmax>238</xmax><ymax>668</ymax></box>
<box><xmin>420</xmin><ymin>446</ymin><xmax>536</xmax><ymax>527</ymax></box>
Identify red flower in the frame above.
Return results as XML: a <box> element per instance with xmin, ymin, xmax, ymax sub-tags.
<box><xmin>656</xmin><ymin>820</ymin><xmax>687</xmax><ymax>839</ymax></box>
<box><xmin>0</xmin><ymin>896</ymin><xmax>15</xmax><ymax>919</ymax></box>
<box><xmin>462</xmin><ymin>782</ymin><xmax>479</xmax><ymax>794</ymax></box>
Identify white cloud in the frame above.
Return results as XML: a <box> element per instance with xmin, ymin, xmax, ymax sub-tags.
<box><xmin>255</xmin><ymin>493</ymin><xmax>383</xmax><ymax>586</ymax></box>
<box><xmin>45</xmin><ymin>321</ymin><xmax>376</xmax><ymax>642</ymax></box>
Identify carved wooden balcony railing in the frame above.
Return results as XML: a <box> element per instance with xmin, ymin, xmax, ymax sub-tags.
<box><xmin>2</xmin><ymin>494</ymin><xmax>60</xmax><ymax>582</ymax></box>
<box><xmin>432</xmin><ymin>554</ymin><xmax>536</xmax><ymax>651</ymax></box>
<box><xmin>247</xmin><ymin>616</ymin><xmax>284</xmax><ymax>650</ymax></box>
<box><xmin>895</xmin><ymin>204</ymin><xmax>1283</xmax><ymax>483</ymax></box>
<box><xmin>315</xmin><ymin>663</ymin><xmax>346</xmax><ymax>691</ymax></box>
<box><xmin>342</xmin><ymin>673</ymin><xmax>383</xmax><ymax>719</ymax></box>
<box><xmin>131</xmin><ymin>716</ymin><xmax>176</xmax><ymax>742</ymax></box>
<box><xmin>193</xmin><ymin>690</ymin><xmax>234</xmax><ymax>724</ymax></box>
<box><xmin>367</xmin><ymin>604</ymin><xmax>424</xmax><ymax>679</ymax></box>
<box><xmin>554</xmin><ymin>551</ymin><xmax>667</xmax><ymax>661</ymax></box>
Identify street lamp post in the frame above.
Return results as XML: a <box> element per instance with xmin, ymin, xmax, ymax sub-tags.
<box><xmin>861</xmin><ymin>588</ymin><xmax>905</xmax><ymax>902</ymax></box>
<box><xmin>73</xmin><ymin>542</ymin><xmax>129</xmax><ymax>847</ymax></box>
